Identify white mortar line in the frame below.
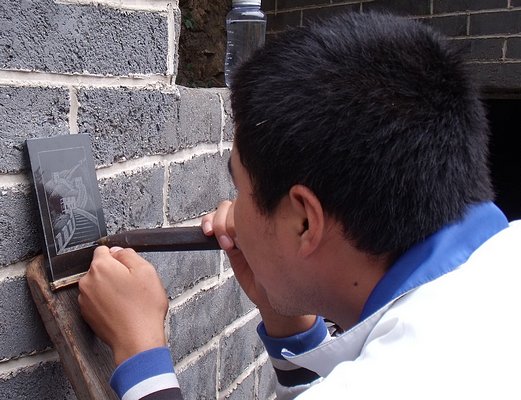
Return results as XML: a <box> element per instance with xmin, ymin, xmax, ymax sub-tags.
<box><xmin>0</xmin><ymin>260</ymin><xmax>28</xmax><ymax>282</ymax></box>
<box><xmin>95</xmin><ymin>143</ymin><xmax>222</xmax><ymax>179</ymax></box>
<box><xmin>0</xmin><ymin>350</ymin><xmax>59</xmax><ymax>377</ymax></box>
<box><xmin>54</xmin><ymin>0</ymin><xmax>173</xmax><ymax>12</ymax></box>
<box><xmin>168</xmin><ymin>268</ymin><xmax>235</xmax><ymax>310</ymax></box>
<box><xmin>168</xmin><ymin>275</ymin><xmax>221</xmax><ymax>309</ymax></box>
<box><xmin>162</xmin><ymin>163</ymin><xmax>170</xmax><ymax>227</ymax></box>
<box><xmin>0</xmin><ymin>174</ymin><xmax>30</xmax><ymax>189</ymax></box>
<box><xmin>221</xmin><ymin>306</ymin><xmax>260</xmax><ymax>337</ymax></box>
<box><xmin>175</xmin><ymin>308</ymin><xmax>260</xmax><ymax>374</ymax></box>
<box><xmin>216</xmin><ymin>254</ymin><xmax>235</xmax><ymax>284</ymax></box>
<box><xmin>218</xmin><ymin>351</ymin><xmax>269</xmax><ymax>399</ymax></box>
<box><xmin>68</xmin><ymin>87</ymin><xmax>79</xmax><ymax>134</ymax></box>
<box><xmin>167</xmin><ymin>3</ymin><xmax>177</xmax><ymax>77</ymax></box>
<box><xmin>217</xmin><ymin>93</ymin><xmax>226</xmax><ymax>156</ymax></box>
<box><xmin>0</xmin><ymin>70</ymin><xmax>171</xmax><ymax>89</ymax></box>
<box><xmin>175</xmin><ymin>339</ymin><xmax>220</xmax><ymax>373</ymax></box>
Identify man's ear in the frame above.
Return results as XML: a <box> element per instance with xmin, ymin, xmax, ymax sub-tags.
<box><xmin>288</xmin><ymin>185</ymin><xmax>325</xmax><ymax>257</ymax></box>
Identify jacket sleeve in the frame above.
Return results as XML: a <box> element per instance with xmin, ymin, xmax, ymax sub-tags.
<box><xmin>257</xmin><ymin>317</ymin><xmax>333</xmax><ymax>400</ymax></box>
<box><xmin>110</xmin><ymin>347</ymin><xmax>183</xmax><ymax>400</ymax></box>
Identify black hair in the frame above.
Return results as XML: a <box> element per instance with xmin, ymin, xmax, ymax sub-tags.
<box><xmin>230</xmin><ymin>12</ymin><xmax>493</xmax><ymax>255</ymax></box>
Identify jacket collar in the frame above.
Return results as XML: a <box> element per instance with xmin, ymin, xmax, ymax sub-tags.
<box><xmin>360</xmin><ymin>202</ymin><xmax>509</xmax><ymax>321</ymax></box>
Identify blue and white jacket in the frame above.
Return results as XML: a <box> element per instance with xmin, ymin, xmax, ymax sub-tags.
<box><xmin>111</xmin><ymin>202</ymin><xmax>521</xmax><ymax>399</ymax></box>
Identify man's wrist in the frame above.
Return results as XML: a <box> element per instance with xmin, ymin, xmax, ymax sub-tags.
<box><xmin>112</xmin><ymin>333</ymin><xmax>167</xmax><ymax>366</ymax></box>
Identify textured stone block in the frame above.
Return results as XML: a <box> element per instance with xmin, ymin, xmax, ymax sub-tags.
<box><xmin>423</xmin><ymin>15</ymin><xmax>467</xmax><ymax>36</ymax></box>
<box><xmin>142</xmin><ymin>250</ymin><xmax>220</xmax><ymax>298</ymax></box>
<box><xmin>219</xmin><ymin>315</ymin><xmax>263</xmax><ymax>390</ymax></box>
<box><xmin>168</xmin><ymin>276</ymin><xmax>255</xmax><ymax>362</ymax></box>
<box><xmin>278</xmin><ymin>0</ymin><xmax>331</xmax><ymax>10</ymax></box>
<box><xmin>267</xmin><ymin>10</ymin><xmax>301</xmax><ymax>32</ymax></box>
<box><xmin>168</xmin><ymin>151</ymin><xmax>235</xmax><ymax>223</ymax></box>
<box><xmin>470</xmin><ymin>11</ymin><xmax>521</xmax><ymax>35</ymax></box>
<box><xmin>506</xmin><ymin>37</ymin><xmax>521</xmax><ymax>59</ymax></box>
<box><xmin>178</xmin><ymin>87</ymin><xmax>222</xmax><ymax>145</ymax></box>
<box><xmin>0</xmin><ymin>360</ymin><xmax>76</xmax><ymax>400</ymax></box>
<box><xmin>434</xmin><ymin>0</ymin><xmax>507</xmax><ymax>13</ymax></box>
<box><xmin>459</xmin><ymin>38</ymin><xmax>504</xmax><ymax>60</ymax></box>
<box><xmin>177</xmin><ymin>347</ymin><xmax>218</xmax><ymax>400</ymax></box>
<box><xmin>78</xmin><ymin>88</ymin><xmax>179</xmax><ymax>166</ymax></box>
<box><xmin>364</xmin><ymin>0</ymin><xmax>431</xmax><ymax>15</ymax></box>
<box><xmin>0</xmin><ymin>0</ymin><xmax>168</xmax><ymax>75</ymax></box>
<box><xmin>99</xmin><ymin>166</ymin><xmax>164</xmax><ymax>233</ymax></box>
<box><xmin>303</xmin><ymin>4</ymin><xmax>361</xmax><ymax>24</ymax></box>
<box><xmin>0</xmin><ymin>87</ymin><xmax>69</xmax><ymax>174</ymax></box>
<box><xmin>0</xmin><ymin>277</ymin><xmax>52</xmax><ymax>360</ymax></box>
<box><xmin>0</xmin><ymin>186</ymin><xmax>42</xmax><ymax>267</ymax></box>
<box><xmin>468</xmin><ymin>62</ymin><xmax>521</xmax><ymax>92</ymax></box>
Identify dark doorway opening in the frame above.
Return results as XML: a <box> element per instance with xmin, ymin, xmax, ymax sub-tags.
<box><xmin>485</xmin><ymin>99</ymin><xmax>521</xmax><ymax>221</ymax></box>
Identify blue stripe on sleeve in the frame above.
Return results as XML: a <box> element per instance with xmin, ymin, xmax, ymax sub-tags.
<box><xmin>257</xmin><ymin>317</ymin><xmax>328</xmax><ymax>360</ymax></box>
<box><xmin>110</xmin><ymin>347</ymin><xmax>175</xmax><ymax>398</ymax></box>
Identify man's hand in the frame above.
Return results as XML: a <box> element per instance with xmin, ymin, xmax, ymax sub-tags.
<box><xmin>78</xmin><ymin>246</ymin><xmax>168</xmax><ymax>366</ymax></box>
<box><xmin>202</xmin><ymin>200</ymin><xmax>316</xmax><ymax>337</ymax></box>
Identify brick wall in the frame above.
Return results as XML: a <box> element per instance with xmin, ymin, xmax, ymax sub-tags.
<box><xmin>264</xmin><ymin>0</ymin><xmax>521</xmax><ymax>93</ymax></box>
<box><xmin>0</xmin><ymin>1</ymin><xmax>275</xmax><ymax>399</ymax></box>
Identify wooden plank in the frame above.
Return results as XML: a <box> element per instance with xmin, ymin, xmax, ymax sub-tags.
<box><xmin>26</xmin><ymin>255</ymin><xmax>118</xmax><ymax>400</ymax></box>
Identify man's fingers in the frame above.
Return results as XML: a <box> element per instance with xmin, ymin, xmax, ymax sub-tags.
<box><xmin>212</xmin><ymin>200</ymin><xmax>236</xmax><ymax>251</ymax></box>
<box><xmin>109</xmin><ymin>248</ymin><xmax>150</xmax><ymax>271</ymax></box>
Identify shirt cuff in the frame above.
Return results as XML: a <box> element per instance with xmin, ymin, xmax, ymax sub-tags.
<box><xmin>110</xmin><ymin>347</ymin><xmax>179</xmax><ymax>400</ymax></box>
<box><xmin>257</xmin><ymin>317</ymin><xmax>329</xmax><ymax>360</ymax></box>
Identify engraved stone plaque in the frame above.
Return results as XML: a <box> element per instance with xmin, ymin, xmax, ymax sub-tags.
<box><xmin>26</xmin><ymin>134</ymin><xmax>106</xmax><ymax>282</ymax></box>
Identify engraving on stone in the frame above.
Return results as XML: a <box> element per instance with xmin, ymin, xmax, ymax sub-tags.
<box><xmin>26</xmin><ymin>135</ymin><xmax>106</xmax><ymax>282</ymax></box>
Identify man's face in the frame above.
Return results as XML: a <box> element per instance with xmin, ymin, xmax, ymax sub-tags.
<box><xmin>229</xmin><ymin>146</ymin><xmax>312</xmax><ymax>316</ymax></box>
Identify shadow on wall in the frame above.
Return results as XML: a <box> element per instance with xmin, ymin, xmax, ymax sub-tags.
<box><xmin>177</xmin><ymin>0</ymin><xmax>231</xmax><ymax>87</ymax></box>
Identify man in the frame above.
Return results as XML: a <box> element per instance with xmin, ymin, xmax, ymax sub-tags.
<box><xmin>78</xmin><ymin>12</ymin><xmax>521</xmax><ymax>400</ymax></box>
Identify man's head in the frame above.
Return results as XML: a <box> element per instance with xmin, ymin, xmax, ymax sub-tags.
<box><xmin>230</xmin><ymin>12</ymin><xmax>493</xmax><ymax>256</ymax></box>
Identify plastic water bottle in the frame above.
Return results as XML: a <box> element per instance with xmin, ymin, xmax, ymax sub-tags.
<box><xmin>225</xmin><ymin>0</ymin><xmax>266</xmax><ymax>87</ymax></box>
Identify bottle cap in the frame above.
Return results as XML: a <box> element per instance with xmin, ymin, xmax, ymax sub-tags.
<box><xmin>232</xmin><ymin>0</ymin><xmax>261</xmax><ymax>6</ymax></box>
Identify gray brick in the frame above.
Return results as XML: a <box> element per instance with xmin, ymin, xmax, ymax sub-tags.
<box><xmin>143</xmin><ymin>250</ymin><xmax>220</xmax><ymax>298</ymax></box>
<box><xmin>178</xmin><ymin>87</ymin><xmax>222</xmax><ymax>145</ymax></box>
<box><xmin>219</xmin><ymin>315</ymin><xmax>263</xmax><ymax>390</ymax></box>
<box><xmin>468</xmin><ymin>62</ymin><xmax>521</xmax><ymax>92</ymax></box>
<box><xmin>0</xmin><ymin>277</ymin><xmax>52</xmax><ymax>360</ymax></box>
<box><xmin>422</xmin><ymin>15</ymin><xmax>467</xmax><ymax>36</ymax></box>
<box><xmin>434</xmin><ymin>0</ymin><xmax>507</xmax><ymax>13</ymax></box>
<box><xmin>177</xmin><ymin>347</ymin><xmax>218</xmax><ymax>400</ymax></box>
<box><xmin>99</xmin><ymin>166</ymin><xmax>164</xmax><ymax>233</ymax></box>
<box><xmin>258</xmin><ymin>359</ymin><xmax>277</xmax><ymax>399</ymax></box>
<box><xmin>513</xmin><ymin>0</ymin><xmax>521</xmax><ymax>6</ymax></box>
<box><xmin>303</xmin><ymin>4</ymin><xmax>361</xmax><ymax>24</ymax></box>
<box><xmin>168</xmin><ymin>276</ymin><xmax>255</xmax><ymax>362</ymax></box>
<box><xmin>0</xmin><ymin>0</ymin><xmax>168</xmax><ymax>75</ymax></box>
<box><xmin>78</xmin><ymin>88</ymin><xmax>179</xmax><ymax>166</ymax></box>
<box><xmin>0</xmin><ymin>87</ymin><xmax>69</xmax><ymax>174</ymax></box>
<box><xmin>168</xmin><ymin>151</ymin><xmax>235</xmax><ymax>223</ymax></box>
<box><xmin>0</xmin><ymin>186</ymin><xmax>42</xmax><ymax>267</ymax></box>
<box><xmin>278</xmin><ymin>0</ymin><xmax>332</xmax><ymax>10</ymax></box>
<box><xmin>263</xmin><ymin>0</ymin><xmax>276</xmax><ymax>12</ymax></box>
<box><xmin>267</xmin><ymin>10</ymin><xmax>301</xmax><ymax>32</ymax></box>
<box><xmin>225</xmin><ymin>373</ymin><xmax>255</xmax><ymax>399</ymax></box>
<box><xmin>506</xmin><ymin>37</ymin><xmax>521</xmax><ymax>59</ymax></box>
<box><xmin>363</xmin><ymin>0</ymin><xmax>431</xmax><ymax>15</ymax></box>
<box><xmin>456</xmin><ymin>38</ymin><xmax>505</xmax><ymax>60</ymax></box>
<box><xmin>470</xmin><ymin>10</ymin><xmax>521</xmax><ymax>35</ymax></box>
<box><xmin>0</xmin><ymin>360</ymin><xmax>76</xmax><ymax>400</ymax></box>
